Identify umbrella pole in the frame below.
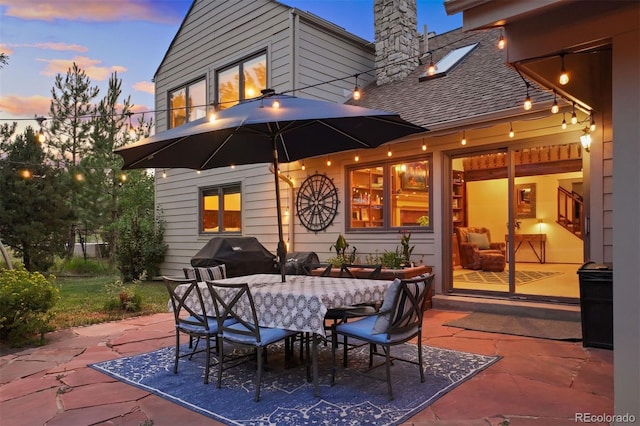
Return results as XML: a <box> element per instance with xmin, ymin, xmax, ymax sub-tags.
<box><xmin>272</xmin><ymin>137</ymin><xmax>287</xmax><ymax>282</ymax></box>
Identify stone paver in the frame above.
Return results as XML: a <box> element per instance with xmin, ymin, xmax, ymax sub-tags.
<box><xmin>0</xmin><ymin>310</ymin><xmax>614</xmax><ymax>425</ymax></box>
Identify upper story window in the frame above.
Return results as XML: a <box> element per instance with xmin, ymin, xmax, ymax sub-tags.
<box><xmin>201</xmin><ymin>184</ymin><xmax>242</xmax><ymax>234</ymax></box>
<box><xmin>347</xmin><ymin>156</ymin><xmax>432</xmax><ymax>231</ymax></box>
<box><xmin>169</xmin><ymin>78</ymin><xmax>206</xmax><ymax>128</ymax></box>
<box><xmin>217</xmin><ymin>52</ymin><xmax>267</xmax><ymax>109</ymax></box>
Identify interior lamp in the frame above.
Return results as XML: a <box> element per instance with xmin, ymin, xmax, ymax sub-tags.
<box><xmin>580</xmin><ymin>127</ymin><xmax>591</xmax><ymax>152</ymax></box>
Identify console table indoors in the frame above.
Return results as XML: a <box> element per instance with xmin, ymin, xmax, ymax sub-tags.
<box><xmin>505</xmin><ymin>233</ymin><xmax>547</xmax><ymax>263</ymax></box>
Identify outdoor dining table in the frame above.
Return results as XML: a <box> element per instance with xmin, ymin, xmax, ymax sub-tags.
<box><xmin>168</xmin><ymin>273</ymin><xmax>393</xmax><ymax>397</ymax></box>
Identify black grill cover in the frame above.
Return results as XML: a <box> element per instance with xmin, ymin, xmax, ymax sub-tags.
<box><xmin>190</xmin><ymin>237</ymin><xmax>277</xmax><ymax>277</ymax></box>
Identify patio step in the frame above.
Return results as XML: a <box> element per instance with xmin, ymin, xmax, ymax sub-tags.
<box><xmin>432</xmin><ymin>294</ymin><xmax>581</xmax><ymax>321</ymax></box>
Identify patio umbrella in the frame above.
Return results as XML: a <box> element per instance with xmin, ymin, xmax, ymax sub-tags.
<box><xmin>114</xmin><ymin>89</ymin><xmax>426</xmax><ymax>281</ymax></box>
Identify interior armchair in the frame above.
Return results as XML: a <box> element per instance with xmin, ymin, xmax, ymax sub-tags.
<box><xmin>455</xmin><ymin>226</ymin><xmax>506</xmax><ymax>272</ymax></box>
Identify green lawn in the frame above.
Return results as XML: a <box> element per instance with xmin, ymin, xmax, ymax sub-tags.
<box><xmin>50</xmin><ymin>275</ymin><xmax>169</xmax><ymax>330</ymax></box>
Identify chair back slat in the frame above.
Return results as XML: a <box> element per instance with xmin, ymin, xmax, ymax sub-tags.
<box><xmin>303</xmin><ymin>262</ymin><xmax>333</xmax><ymax>276</ymax></box>
<box><xmin>386</xmin><ymin>274</ymin><xmax>434</xmax><ymax>336</ymax></box>
<box><xmin>206</xmin><ymin>281</ymin><xmax>262</xmax><ymax>342</ymax></box>
<box><xmin>163</xmin><ymin>276</ymin><xmax>210</xmax><ymax>330</ymax></box>
<box><xmin>340</xmin><ymin>263</ymin><xmax>383</xmax><ymax>279</ymax></box>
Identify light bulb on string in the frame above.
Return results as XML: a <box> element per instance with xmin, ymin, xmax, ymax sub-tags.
<box><xmin>509</xmin><ymin>122</ymin><xmax>514</xmax><ymax>138</ymax></box>
<box><xmin>561</xmin><ymin>113</ymin><xmax>567</xmax><ymax>129</ymax></box>
<box><xmin>571</xmin><ymin>103</ymin><xmax>577</xmax><ymax>125</ymax></box>
<box><xmin>590</xmin><ymin>111</ymin><xmax>596</xmax><ymax>131</ymax></box>
<box><xmin>352</xmin><ymin>74</ymin><xmax>361</xmax><ymax>100</ymax></box>
<box><xmin>162</xmin><ymin>169</ymin><xmax>167</xmax><ymax>178</ymax></box>
<box><xmin>426</xmin><ymin>52</ymin><xmax>436</xmax><ymax>76</ymax></box>
<box><xmin>387</xmin><ymin>145</ymin><xmax>392</xmax><ymax>157</ymax></box>
<box><xmin>461</xmin><ymin>131</ymin><xmax>467</xmax><ymax>145</ymax></box>
<box><xmin>354</xmin><ymin>150</ymin><xmax>359</xmax><ymax>162</ymax></box>
<box><xmin>559</xmin><ymin>53</ymin><xmax>569</xmax><ymax>85</ymax></box>
<box><xmin>523</xmin><ymin>85</ymin><xmax>532</xmax><ymax>111</ymax></box>
<box><xmin>421</xmin><ymin>139</ymin><xmax>427</xmax><ymax>151</ymax></box>
<box><xmin>272</xmin><ymin>99</ymin><xmax>280</xmax><ymax>109</ymax></box>
<box><xmin>36</xmin><ymin>116</ymin><xmax>46</xmax><ymax>143</ymax></box>
<box><xmin>301</xmin><ymin>161</ymin><xmax>306</xmax><ymax>171</ymax></box>
<box><xmin>498</xmin><ymin>28</ymin><xmax>506</xmax><ymax>50</ymax></box>
<box><xmin>326</xmin><ymin>156</ymin><xmax>331</xmax><ymax>166</ymax></box>
<box><xmin>551</xmin><ymin>90</ymin><xmax>559</xmax><ymax>114</ymax></box>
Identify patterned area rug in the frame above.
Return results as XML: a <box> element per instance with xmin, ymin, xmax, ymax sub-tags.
<box><xmin>91</xmin><ymin>343</ymin><xmax>500</xmax><ymax>425</ymax></box>
<box><xmin>455</xmin><ymin>270</ymin><xmax>563</xmax><ymax>285</ymax></box>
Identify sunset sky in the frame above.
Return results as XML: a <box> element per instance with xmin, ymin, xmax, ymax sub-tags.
<box><xmin>0</xmin><ymin>0</ymin><xmax>461</xmax><ymax>134</ymax></box>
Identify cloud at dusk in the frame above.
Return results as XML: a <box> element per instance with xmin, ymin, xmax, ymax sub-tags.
<box><xmin>133</xmin><ymin>81</ymin><xmax>155</xmax><ymax>95</ymax></box>
<box><xmin>1</xmin><ymin>0</ymin><xmax>183</xmax><ymax>24</ymax></box>
<box><xmin>37</xmin><ymin>56</ymin><xmax>127</xmax><ymax>81</ymax></box>
<box><xmin>0</xmin><ymin>94</ymin><xmax>51</xmax><ymax>117</ymax></box>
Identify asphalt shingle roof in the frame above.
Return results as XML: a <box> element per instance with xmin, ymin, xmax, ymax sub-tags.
<box><xmin>350</xmin><ymin>28</ymin><xmax>552</xmax><ymax>129</ymax></box>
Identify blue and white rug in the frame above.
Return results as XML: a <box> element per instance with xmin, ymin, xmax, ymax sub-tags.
<box><xmin>90</xmin><ymin>342</ymin><xmax>500</xmax><ymax>425</ymax></box>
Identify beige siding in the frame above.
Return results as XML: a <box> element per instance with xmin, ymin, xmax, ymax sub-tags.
<box><xmin>153</xmin><ymin>0</ymin><xmax>376</xmax><ymax>276</ymax></box>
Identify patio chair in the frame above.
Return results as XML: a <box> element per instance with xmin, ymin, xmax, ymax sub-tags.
<box><xmin>164</xmin><ymin>276</ymin><xmax>235</xmax><ymax>384</ymax></box>
<box><xmin>330</xmin><ymin>273</ymin><xmax>435</xmax><ymax>400</ymax></box>
<box><xmin>206</xmin><ymin>280</ymin><xmax>298</xmax><ymax>402</ymax></box>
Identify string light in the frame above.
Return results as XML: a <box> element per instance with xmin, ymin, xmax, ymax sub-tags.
<box><xmin>551</xmin><ymin>90</ymin><xmax>559</xmax><ymax>114</ymax></box>
<box><xmin>509</xmin><ymin>122</ymin><xmax>514</xmax><ymax>138</ymax></box>
<box><xmin>162</xmin><ymin>169</ymin><xmax>167</xmax><ymax>178</ymax></box>
<box><xmin>561</xmin><ymin>113</ymin><xmax>567</xmax><ymax>129</ymax></box>
<box><xmin>571</xmin><ymin>102</ymin><xmax>578</xmax><ymax>124</ymax></box>
<box><xmin>301</xmin><ymin>161</ymin><xmax>306</xmax><ymax>171</ymax></box>
<box><xmin>387</xmin><ymin>145</ymin><xmax>392</xmax><ymax>157</ymax></box>
<box><xmin>208</xmin><ymin>103</ymin><xmax>217</xmax><ymax>123</ymax></box>
<box><xmin>354</xmin><ymin>150</ymin><xmax>359</xmax><ymax>162</ymax></box>
<box><xmin>523</xmin><ymin>84</ymin><xmax>532</xmax><ymax>110</ymax></box>
<box><xmin>272</xmin><ymin>99</ymin><xmax>280</xmax><ymax>109</ymax></box>
<box><xmin>35</xmin><ymin>116</ymin><xmax>47</xmax><ymax>143</ymax></box>
<box><xmin>421</xmin><ymin>138</ymin><xmax>427</xmax><ymax>151</ymax></box>
<box><xmin>498</xmin><ymin>28</ymin><xmax>506</xmax><ymax>50</ymax></box>
<box><xmin>590</xmin><ymin>111</ymin><xmax>596</xmax><ymax>131</ymax></box>
<box><xmin>461</xmin><ymin>131</ymin><xmax>467</xmax><ymax>145</ymax></box>
<box><xmin>559</xmin><ymin>53</ymin><xmax>569</xmax><ymax>85</ymax></box>
<box><xmin>326</xmin><ymin>156</ymin><xmax>331</xmax><ymax>166</ymax></box>
<box><xmin>425</xmin><ymin>52</ymin><xmax>436</xmax><ymax>76</ymax></box>
<box><xmin>352</xmin><ymin>74</ymin><xmax>361</xmax><ymax>100</ymax></box>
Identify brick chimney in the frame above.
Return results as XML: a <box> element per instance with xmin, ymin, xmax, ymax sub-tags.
<box><xmin>374</xmin><ymin>0</ymin><xmax>419</xmax><ymax>86</ymax></box>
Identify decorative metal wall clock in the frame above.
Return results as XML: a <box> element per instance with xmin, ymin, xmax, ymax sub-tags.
<box><xmin>296</xmin><ymin>173</ymin><xmax>339</xmax><ymax>232</ymax></box>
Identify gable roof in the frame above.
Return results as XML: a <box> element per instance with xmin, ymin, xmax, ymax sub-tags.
<box><xmin>350</xmin><ymin>27</ymin><xmax>553</xmax><ymax>131</ymax></box>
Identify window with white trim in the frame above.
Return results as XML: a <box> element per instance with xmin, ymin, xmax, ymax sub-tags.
<box><xmin>217</xmin><ymin>52</ymin><xmax>267</xmax><ymax>109</ymax></box>
<box><xmin>348</xmin><ymin>156</ymin><xmax>432</xmax><ymax>230</ymax></box>
<box><xmin>201</xmin><ymin>184</ymin><xmax>242</xmax><ymax>233</ymax></box>
<box><xmin>169</xmin><ymin>78</ymin><xmax>206</xmax><ymax>128</ymax></box>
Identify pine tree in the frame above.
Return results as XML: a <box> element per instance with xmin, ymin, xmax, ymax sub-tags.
<box><xmin>0</xmin><ymin>128</ymin><xmax>75</xmax><ymax>271</ymax></box>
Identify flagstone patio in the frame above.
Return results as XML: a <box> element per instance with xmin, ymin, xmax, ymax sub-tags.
<box><xmin>0</xmin><ymin>310</ymin><xmax>613</xmax><ymax>426</ymax></box>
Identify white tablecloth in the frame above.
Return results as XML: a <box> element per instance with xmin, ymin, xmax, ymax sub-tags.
<box><xmin>169</xmin><ymin>273</ymin><xmax>392</xmax><ymax>336</ymax></box>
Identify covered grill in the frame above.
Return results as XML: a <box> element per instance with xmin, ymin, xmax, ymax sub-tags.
<box><xmin>190</xmin><ymin>237</ymin><xmax>277</xmax><ymax>277</ymax></box>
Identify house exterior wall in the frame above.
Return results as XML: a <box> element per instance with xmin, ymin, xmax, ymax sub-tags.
<box><xmin>153</xmin><ymin>0</ymin><xmax>375</xmax><ymax>277</ymax></box>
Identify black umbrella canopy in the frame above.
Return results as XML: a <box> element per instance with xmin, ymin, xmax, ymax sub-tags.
<box><xmin>114</xmin><ymin>91</ymin><xmax>426</xmax><ymax>281</ymax></box>
<box><xmin>115</xmin><ymin>92</ymin><xmax>426</xmax><ymax>170</ymax></box>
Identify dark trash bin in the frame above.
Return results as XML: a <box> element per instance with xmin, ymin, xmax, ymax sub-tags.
<box><xmin>284</xmin><ymin>251</ymin><xmax>320</xmax><ymax>275</ymax></box>
<box><xmin>577</xmin><ymin>261</ymin><xmax>613</xmax><ymax>349</ymax></box>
